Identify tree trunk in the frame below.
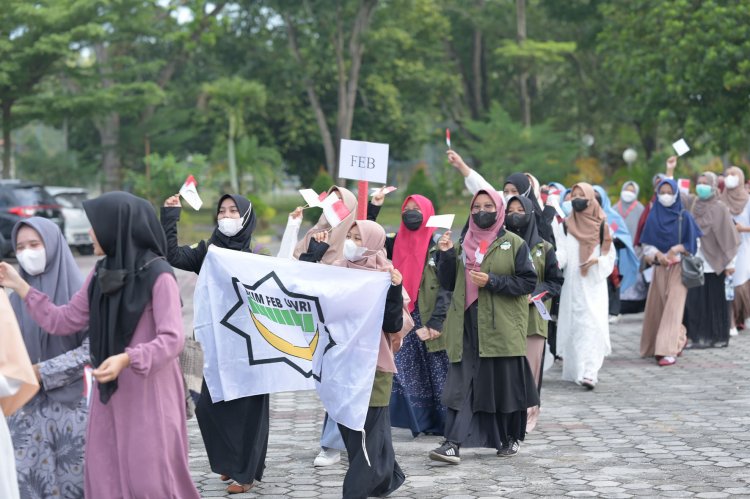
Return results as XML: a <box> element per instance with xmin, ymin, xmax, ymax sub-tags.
<box><xmin>471</xmin><ymin>0</ymin><xmax>485</xmax><ymax>118</ymax></box>
<box><xmin>2</xmin><ymin>101</ymin><xmax>11</xmax><ymax>179</ymax></box>
<box><xmin>227</xmin><ymin>114</ymin><xmax>239</xmax><ymax>193</ymax></box>
<box><xmin>283</xmin><ymin>14</ymin><xmax>337</xmax><ymax>177</ymax></box>
<box><xmin>98</xmin><ymin>113</ymin><xmax>122</xmax><ymax>192</ymax></box>
<box><xmin>516</xmin><ymin>0</ymin><xmax>531</xmax><ymax>128</ymax></box>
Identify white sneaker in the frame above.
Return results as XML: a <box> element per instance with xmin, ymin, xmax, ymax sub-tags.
<box><xmin>608</xmin><ymin>314</ymin><xmax>621</xmax><ymax>324</ymax></box>
<box><xmin>730</xmin><ymin>327</ymin><xmax>738</xmax><ymax>337</ymax></box>
<box><xmin>744</xmin><ymin>318</ymin><xmax>750</xmax><ymax>330</ymax></box>
<box><xmin>313</xmin><ymin>448</ymin><xmax>341</xmax><ymax>467</ymax></box>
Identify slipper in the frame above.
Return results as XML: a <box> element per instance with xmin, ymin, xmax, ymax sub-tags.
<box><xmin>227</xmin><ymin>482</ymin><xmax>254</xmax><ymax>494</ymax></box>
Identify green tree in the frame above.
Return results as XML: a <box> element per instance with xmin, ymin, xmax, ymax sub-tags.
<box><xmin>0</xmin><ymin>0</ymin><xmax>100</xmax><ymax>178</ymax></box>
<box><xmin>403</xmin><ymin>165</ymin><xmax>440</xmax><ymax>212</ymax></box>
<box><xmin>202</xmin><ymin>77</ymin><xmax>268</xmax><ymax>193</ymax></box>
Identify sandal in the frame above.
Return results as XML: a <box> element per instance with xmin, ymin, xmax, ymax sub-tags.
<box><xmin>227</xmin><ymin>482</ymin><xmax>254</xmax><ymax>494</ymax></box>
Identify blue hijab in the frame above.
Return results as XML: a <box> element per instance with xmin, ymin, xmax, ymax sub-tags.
<box><xmin>640</xmin><ymin>179</ymin><xmax>702</xmax><ymax>255</ymax></box>
<box><xmin>593</xmin><ymin>185</ymin><xmax>640</xmax><ymax>291</ymax></box>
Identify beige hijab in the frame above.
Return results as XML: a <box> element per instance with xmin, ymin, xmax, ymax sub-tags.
<box><xmin>693</xmin><ymin>172</ymin><xmax>741</xmax><ymax>272</ymax></box>
<box><xmin>293</xmin><ymin>186</ymin><xmax>358</xmax><ymax>265</ymax></box>
<box><xmin>567</xmin><ymin>182</ymin><xmax>613</xmax><ymax>276</ymax></box>
<box><xmin>720</xmin><ymin>166</ymin><xmax>749</xmax><ymax>216</ymax></box>
<box><xmin>0</xmin><ymin>291</ymin><xmax>39</xmax><ymax>416</ymax></box>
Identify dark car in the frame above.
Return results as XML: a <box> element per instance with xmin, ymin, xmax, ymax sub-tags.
<box><xmin>0</xmin><ymin>180</ymin><xmax>65</xmax><ymax>257</ymax></box>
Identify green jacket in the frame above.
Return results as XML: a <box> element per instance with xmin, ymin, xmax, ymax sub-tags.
<box><xmin>439</xmin><ymin>230</ymin><xmax>537</xmax><ymax>363</ymax></box>
<box><xmin>418</xmin><ymin>245</ymin><xmax>451</xmax><ymax>352</ymax></box>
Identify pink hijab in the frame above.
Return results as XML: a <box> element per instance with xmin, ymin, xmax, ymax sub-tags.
<box><xmin>334</xmin><ymin>220</ymin><xmax>413</xmax><ymax>373</ymax></box>
<box><xmin>462</xmin><ymin>189</ymin><xmax>506</xmax><ymax>309</ymax></box>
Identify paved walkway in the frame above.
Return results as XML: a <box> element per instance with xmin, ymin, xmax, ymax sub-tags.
<box><xmin>186</xmin><ymin>310</ymin><xmax>750</xmax><ymax>498</ymax></box>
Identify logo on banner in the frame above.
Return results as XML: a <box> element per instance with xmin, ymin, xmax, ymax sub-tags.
<box><xmin>220</xmin><ymin>272</ymin><xmax>334</xmax><ymax>378</ymax></box>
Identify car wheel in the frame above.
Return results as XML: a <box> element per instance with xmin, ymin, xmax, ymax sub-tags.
<box><xmin>78</xmin><ymin>244</ymin><xmax>95</xmax><ymax>256</ymax></box>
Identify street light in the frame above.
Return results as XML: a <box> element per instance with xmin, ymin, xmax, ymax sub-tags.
<box><xmin>623</xmin><ymin>148</ymin><xmax>638</xmax><ymax>167</ymax></box>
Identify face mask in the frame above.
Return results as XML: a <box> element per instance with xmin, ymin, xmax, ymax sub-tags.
<box><xmin>401</xmin><ymin>210</ymin><xmax>423</xmax><ymax>231</ymax></box>
<box><xmin>472</xmin><ymin>211</ymin><xmax>497</xmax><ymax>229</ymax></box>
<box><xmin>658</xmin><ymin>193</ymin><xmax>677</xmax><ymax>207</ymax></box>
<box><xmin>696</xmin><ymin>184</ymin><xmax>713</xmax><ymax>200</ymax></box>
<box><xmin>561</xmin><ymin>200</ymin><xmax>572</xmax><ymax>216</ymax></box>
<box><xmin>505</xmin><ymin>212</ymin><xmax>531</xmax><ymax>233</ymax></box>
<box><xmin>16</xmin><ymin>248</ymin><xmax>46</xmax><ymax>276</ymax></box>
<box><xmin>572</xmin><ymin>198</ymin><xmax>589</xmax><ymax>212</ymax></box>
<box><xmin>343</xmin><ymin>238</ymin><xmax>367</xmax><ymax>261</ymax></box>
<box><xmin>217</xmin><ymin>205</ymin><xmax>252</xmax><ymax>237</ymax></box>
<box><xmin>725</xmin><ymin>175</ymin><xmax>740</xmax><ymax>190</ymax></box>
<box><xmin>620</xmin><ymin>190</ymin><xmax>637</xmax><ymax>203</ymax></box>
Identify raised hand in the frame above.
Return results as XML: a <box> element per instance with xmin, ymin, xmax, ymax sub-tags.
<box><xmin>164</xmin><ymin>194</ymin><xmax>181</xmax><ymax>207</ymax></box>
<box><xmin>438</xmin><ymin>230</ymin><xmax>454</xmax><ymax>252</ymax></box>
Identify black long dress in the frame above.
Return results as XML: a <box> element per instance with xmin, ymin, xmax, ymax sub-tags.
<box><xmin>684</xmin><ymin>272</ymin><xmax>732</xmax><ymax>348</ymax></box>
<box><xmin>161</xmin><ymin>201</ymin><xmax>269</xmax><ymax>484</ymax></box>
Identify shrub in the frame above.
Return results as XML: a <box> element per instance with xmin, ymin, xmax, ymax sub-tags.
<box><xmin>403</xmin><ymin>165</ymin><xmax>440</xmax><ymax>212</ymax></box>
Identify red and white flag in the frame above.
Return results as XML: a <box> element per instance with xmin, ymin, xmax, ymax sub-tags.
<box><xmin>475</xmin><ymin>240</ymin><xmax>489</xmax><ymax>266</ymax></box>
<box><xmin>179</xmin><ymin>175</ymin><xmax>203</xmax><ymax>210</ymax></box>
<box><xmin>321</xmin><ymin>193</ymin><xmax>351</xmax><ymax>228</ymax></box>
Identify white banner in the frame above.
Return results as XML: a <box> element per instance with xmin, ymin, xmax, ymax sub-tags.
<box><xmin>194</xmin><ymin>246</ymin><xmax>390</xmax><ymax>431</ymax></box>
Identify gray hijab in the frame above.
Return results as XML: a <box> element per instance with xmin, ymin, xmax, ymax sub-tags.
<box><xmin>10</xmin><ymin>217</ymin><xmax>88</xmax><ymax>405</ymax></box>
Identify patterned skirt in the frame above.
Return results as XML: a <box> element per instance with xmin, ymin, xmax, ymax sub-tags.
<box><xmin>8</xmin><ymin>394</ymin><xmax>87</xmax><ymax>499</ymax></box>
<box><xmin>389</xmin><ymin>307</ymin><xmax>449</xmax><ymax>437</ymax></box>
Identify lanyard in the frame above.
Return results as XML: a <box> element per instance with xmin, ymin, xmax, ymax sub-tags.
<box><xmin>616</xmin><ymin>200</ymin><xmax>637</xmax><ymax>219</ymax></box>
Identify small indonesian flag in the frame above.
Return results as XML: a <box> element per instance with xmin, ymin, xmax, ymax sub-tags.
<box><xmin>610</xmin><ymin>222</ymin><xmax>618</xmax><ymax>233</ymax></box>
<box><xmin>299</xmin><ymin>188</ymin><xmax>325</xmax><ymax>208</ymax></box>
<box><xmin>678</xmin><ymin>178</ymin><xmax>691</xmax><ymax>195</ymax></box>
<box><xmin>475</xmin><ymin>240</ymin><xmax>489</xmax><ymax>265</ymax></box>
<box><xmin>179</xmin><ymin>175</ymin><xmax>203</xmax><ymax>211</ymax></box>
<box><xmin>446</xmin><ymin>128</ymin><xmax>451</xmax><ymax>148</ymax></box>
<box><xmin>369</xmin><ymin>186</ymin><xmax>397</xmax><ymax>196</ymax></box>
<box><xmin>321</xmin><ymin>193</ymin><xmax>351</xmax><ymax>228</ymax></box>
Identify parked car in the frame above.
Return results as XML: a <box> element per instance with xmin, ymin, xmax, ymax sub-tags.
<box><xmin>0</xmin><ymin>180</ymin><xmax>65</xmax><ymax>257</ymax></box>
<box><xmin>45</xmin><ymin>186</ymin><xmax>94</xmax><ymax>255</ymax></box>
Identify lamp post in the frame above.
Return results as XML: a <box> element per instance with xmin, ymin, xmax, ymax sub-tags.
<box><xmin>623</xmin><ymin>148</ymin><xmax>638</xmax><ymax>168</ymax></box>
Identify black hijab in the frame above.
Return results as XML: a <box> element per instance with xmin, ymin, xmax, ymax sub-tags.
<box><xmin>83</xmin><ymin>192</ymin><xmax>174</xmax><ymax>404</ymax></box>
<box><xmin>505</xmin><ymin>172</ymin><xmax>552</xmax><ymax>242</ymax></box>
<box><xmin>504</xmin><ymin>195</ymin><xmax>543</xmax><ymax>249</ymax></box>
<box><xmin>207</xmin><ymin>194</ymin><xmax>256</xmax><ymax>252</ymax></box>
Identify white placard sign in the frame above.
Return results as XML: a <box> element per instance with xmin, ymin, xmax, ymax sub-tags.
<box><xmin>672</xmin><ymin>138</ymin><xmax>690</xmax><ymax>157</ymax></box>
<box><xmin>338</xmin><ymin>139</ymin><xmax>389</xmax><ymax>184</ymax></box>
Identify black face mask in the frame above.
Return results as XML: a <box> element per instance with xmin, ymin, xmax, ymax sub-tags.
<box><xmin>505</xmin><ymin>212</ymin><xmax>531</xmax><ymax>233</ymax></box>
<box><xmin>401</xmin><ymin>210</ymin><xmax>423</xmax><ymax>231</ymax></box>
<box><xmin>572</xmin><ymin>198</ymin><xmax>589</xmax><ymax>212</ymax></box>
<box><xmin>472</xmin><ymin>211</ymin><xmax>497</xmax><ymax>229</ymax></box>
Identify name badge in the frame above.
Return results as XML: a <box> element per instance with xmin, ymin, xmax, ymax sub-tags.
<box><xmin>500</xmin><ymin>241</ymin><xmax>512</xmax><ymax>251</ymax></box>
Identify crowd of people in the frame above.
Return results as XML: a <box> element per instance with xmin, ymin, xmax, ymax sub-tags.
<box><xmin>1</xmin><ymin>150</ymin><xmax>749</xmax><ymax>498</ymax></box>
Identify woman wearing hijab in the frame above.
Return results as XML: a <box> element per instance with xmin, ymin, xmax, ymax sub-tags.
<box><xmin>367</xmin><ymin>193</ymin><xmax>452</xmax><ymax>436</ymax></box>
<box><xmin>639</xmin><ymin>179</ymin><xmax>702</xmax><ymax>366</ymax></box>
<box><xmin>0</xmin><ymin>191</ymin><xmax>200</xmax><ymax>499</ymax></box>
<box><xmin>720</xmin><ymin>166</ymin><xmax>750</xmax><ymax>331</ymax></box>
<box><xmin>1</xmin><ymin>291</ymin><xmax>39</xmax><ymax>499</ymax></box>
<box><xmin>278</xmin><ymin>186</ymin><xmax>358</xmax><ymax>466</ymax></box>
<box><xmin>634</xmin><ymin>173</ymin><xmax>668</xmax><ymax>247</ymax></box>
<box><xmin>162</xmin><ymin>192</ymin><xmax>265</xmax><ymax>494</ymax></box>
<box><xmin>504</xmin><ymin>195</ymin><xmax>562</xmax><ymax>432</ymax></box>
<box><xmin>429</xmin><ymin>189</ymin><xmax>538</xmax><ymax>463</ymax></box>
<box><xmin>308</xmin><ymin>219</ymin><xmax>409</xmax><ymax>498</ymax></box>
<box><xmin>683</xmin><ymin>173</ymin><xmax>741</xmax><ymax>348</ymax></box>
<box><xmin>554</xmin><ymin>183</ymin><xmax>616</xmax><ymax>389</ymax></box>
<box><xmin>615</xmin><ymin>181</ymin><xmax>645</xmax><ymax>238</ymax></box>
<box><xmin>445</xmin><ymin>150</ymin><xmax>555</xmax><ymax>243</ymax></box>
<box><xmin>6</xmin><ymin>218</ymin><xmax>88</xmax><ymax>499</ymax></box>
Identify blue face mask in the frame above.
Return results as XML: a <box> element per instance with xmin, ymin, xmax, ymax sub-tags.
<box><xmin>696</xmin><ymin>184</ymin><xmax>713</xmax><ymax>200</ymax></box>
<box><xmin>561</xmin><ymin>200</ymin><xmax>572</xmax><ymax>216</ymax></box>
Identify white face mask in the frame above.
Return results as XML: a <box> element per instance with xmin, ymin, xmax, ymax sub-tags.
<box><xmin>17</xmin><ymin>248</ymin><xmax>46</xmax><ymax>276</ymax></box>
<box><xmin>217</xmin><ymin>205</ymin><xmax>252</xmax><ymax>237</ymax></box>
<box><xmin>620</xmin><ymin>190</ymin><xmax>637</xmax><ymax>203</ymax></box>
<box><xmin>658</xmin><ymin>193</ymin><xmax>677</xmax><ymax>208</ymax></box>
<box><xmin>725</xmin><ymin>175</ymin><xmax>740</xmax><ymax>190</ymax></box>
<box><xmin>343</xmin><ymin>239</ymin><xmax>367</xmax><ymax>261</ymax></box>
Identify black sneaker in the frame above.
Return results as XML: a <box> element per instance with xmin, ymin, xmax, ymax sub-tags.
<box><xmin>429</xmin><ymin>441</ymin><xmax>460</xmax><ymax>464</ymax></box>
<box><xmin>497</xmin><ymin>440</ymin><xmax>520</xmax><ymax>457</ymax></box>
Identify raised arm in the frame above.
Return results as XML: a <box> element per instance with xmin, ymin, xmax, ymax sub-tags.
<box><xmin>160</xmin><ymin>205</ymin><xmax>207</xmax><ymax>273</ymax></box>
<box><xmin>18</xmin><ymin>270</ymin><xmax>93</xmax><ymax>336</ymax></box>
